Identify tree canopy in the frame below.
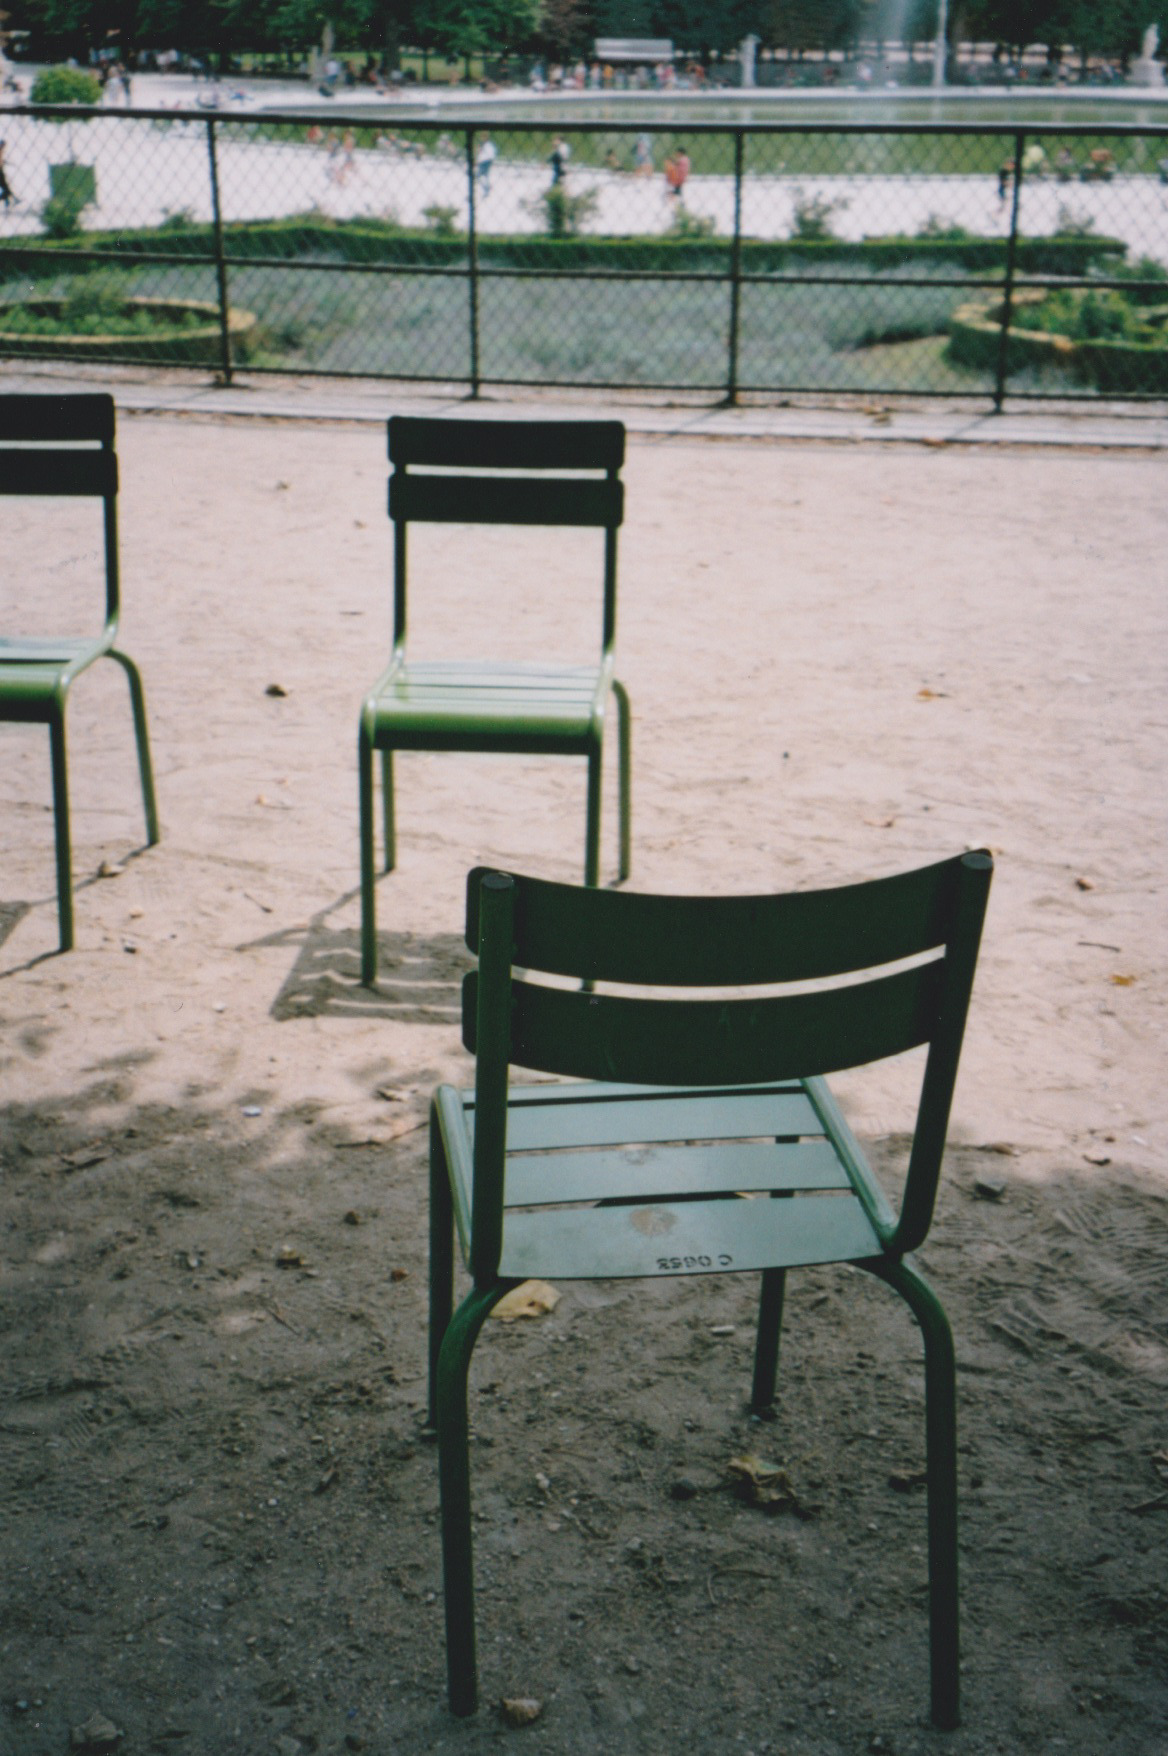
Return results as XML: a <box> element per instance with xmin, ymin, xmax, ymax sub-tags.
<box><xmin>4</xmin><ymin>0</ymin><xmax>1166</xmax><ymax>69</ymax></box>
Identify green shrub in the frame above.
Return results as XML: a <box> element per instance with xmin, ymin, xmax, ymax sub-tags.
<box><xmin>422</xmin><ymin>203</ymin><xmax>460</xmax><ymax>238</ymax></box>
<box><xmin>158</xmin><ymin>207</ymin><xmax>197</xmax><ymax>233</ymax></box>
<box><xmin>790</xmin><ymin>188</ymin><xmax>848</xmax><ymax>243</ymax></box>
<box><xmin>667</xmin><ymin>205</ymin><xmax>717</xmax><ymax>240</ymax></box>
<box><xmin>40</xmin><ymin>192</ymin><xmax>86</xmax><ymax>239</ymax></box>
<box><xmin>915</xmin><ymin>215</ymin><xmax>971</xmax><ymax>242</ymax></box>
<box><xmin>1012</xmin><ymin>287</ymin><xmax>1160</xmax><ymax>345</ymax></box>
<box><xmin>529</xmin><ymin>185</ymin><xmax>600</xmax><ymax>239</ymax></box>
<box><xmin>30</xmin><ymin>66</ymin><xmax>102</xmax><ymax>107</ymax></box>
<box><xmin>1054</xmin><ymin>205</ymin><xmax>1096</xmax><ymax>238</ymax></box>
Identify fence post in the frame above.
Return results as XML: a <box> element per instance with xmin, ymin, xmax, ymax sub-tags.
<box><xmin>466</xmin><ymin>129</ymin><xmax>480</xmax><ymax>399</ymax></box>
<box><xmin>204</xmin><ymin>117</ymin><xmax>233</xmax><ymax>386</ymax></box>
<box><xmin>726</xmin><ymin>130</ymin><xmax>745</xmax><ymax>406</ymax></box>
<box><xmin>993</xmin><ymin>128</ymin><xmax>1026</xmax><ymax>413</ymax></box>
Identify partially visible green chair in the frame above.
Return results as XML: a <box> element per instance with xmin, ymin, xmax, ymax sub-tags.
<box><xmin>0</xmin><ymin>394</ymin><xmax>159</xmax><ymax>951</ymax></box>
<box><xmin>429</xmin><ymin>851</ymin><xmax>993</xmax><ymax>1728</ymax></box>
<box><xmin>358</xmin><ymin>416</ymin><xmax>632</xmax><ymax>985</ymax></box>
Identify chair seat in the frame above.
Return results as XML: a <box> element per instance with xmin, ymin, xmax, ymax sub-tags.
<box><xmin>0</xmin><ymin>637</ymin><xmax>108</xmax><ymax>717</ymax></box>
<box><xmin>0</xmin><ymin>634</ymin><xmax>103</xmax><ymax>664</ymax></box>
<box><xmin>437</xmin><ymin>1078</ymin><xmax>884</xmax><ymax>1282</ymax></box>
<box><xmin>367</xmin><ymin>660</ymin><xmax>608</xmax><ymax>749</ymax></box>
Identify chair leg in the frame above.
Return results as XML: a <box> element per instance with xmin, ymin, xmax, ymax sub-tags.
<box><xmin>428</xmin><ymin>1107</ymin><xmax>455</xmax><ymax>1431</ymax></box>
<box><xmin>584</xmin><ymin>741</ymin><xmax>602</xmax><ymax>890</ymax></box>
<box><xmin>612</xmin><ymin>678</ymin><xmax>632</xmax><ymax>883</ymax></box>
<box><xmin>751</xmin><ymin>1267</ymin><xmax>786</xmax><ymax>1414</ymax></box>
<box><xmin>48</xmin><ymin>706</ymin><xmax>74</xmax><ymax>953</ymax></box>
<box><xmin>109</xmin><ymin>650</ymin><xmax>160</xmax><ymax>847</ymax></box>
<box><xmin>436</xmin><ymin>1282</ymin><xmax>512</xmax><ymax>1717</ymax></box>
<box><xmin>381</xmin><ymin>749</ymin><xmax>396</xmax><ymax>873</ymax></box>
<box><xmin>862</xmin><ymin>1254</ymin><xmax>960</xmax><ymax>1731</ymax></box>
<box><xmin>358</xmin><ymin>721</ymin><xmax>377</xmax><ymax>986</ymax></box>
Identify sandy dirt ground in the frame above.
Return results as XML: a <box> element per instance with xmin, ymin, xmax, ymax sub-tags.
<box><xmin>1</xmin><ymin>412</ymin><xmax>1166</xmax><ymax>1755</ymax></box>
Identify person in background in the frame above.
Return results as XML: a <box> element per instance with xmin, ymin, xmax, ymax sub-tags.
<box><xmin>476</xmin><ymin>131</ymin><xmax>497</xmax><ymax>195</ymax></box>
<box><xmin>664</xmin><ymin>144</ymin><xmax>690</xmax><ymax>198</ymax></box>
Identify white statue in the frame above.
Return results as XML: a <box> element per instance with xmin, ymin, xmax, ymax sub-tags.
<box><xmin>1132</xmin><ymin>22</ymin><xmax>1164</xmax><ymax>84</ymax></box>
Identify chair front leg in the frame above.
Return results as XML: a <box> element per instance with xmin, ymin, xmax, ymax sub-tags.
<box><xmin>862</xmin><ymin>1253</ymin><xmax>960</xmax><ymax>1731</ymax></box>
<box><xmin>437</xmin><ymin>1281</ymin><xmax>514</xmax><ymax>1717</ymax></box>
<box><xmin>612</xmin><ymin>678</ymin><xmax>632</xmax><ymax>883</ymax></box>
<box><xmin>358</xmin><ymin>719</ymin><xmax>377</xmax><ymax>985</ymax></box>
<box><xmin>48</xmin><ymin>703</ymin><xmax>74</xmax><ymax>953</ymax></box>
<box><xmin>108</xmin><ymin>649</ymin><xmax>160</xmax><ymax>846</ymax></box>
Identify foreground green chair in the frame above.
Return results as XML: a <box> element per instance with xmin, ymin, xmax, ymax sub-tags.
<box><xmin>429</xmin><ymin>851</ymin><xmax>993</xmax><ymax>1728</ymax></box>
<box><xmin>0</xmin><ymin>394</ymin><xmax>159</xmax><ymax>951</ymax></box>
<box><xmin>358</xmin><ymin>416</ymin><xmax>632</xmax><ymax>985</ymax></box>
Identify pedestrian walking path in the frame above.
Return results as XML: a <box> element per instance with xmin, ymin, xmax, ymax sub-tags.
<box><xmin>2</xmin><ymin>359</ymin><xmax>1165</xmax><ymax>447</ymax></box>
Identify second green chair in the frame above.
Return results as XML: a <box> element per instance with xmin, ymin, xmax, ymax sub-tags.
<box><xmin>358</xmin><ymin>416</ymin><xmax>632</xmax><ymax>985</ymax></box>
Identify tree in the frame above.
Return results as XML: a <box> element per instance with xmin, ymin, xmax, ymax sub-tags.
<box><xmin>762</xmin><ymin>0</ymin><xmax>864</xmax><ymax>56</ymax></box>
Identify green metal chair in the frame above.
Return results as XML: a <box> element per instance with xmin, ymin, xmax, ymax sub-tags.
<box><xmin>0</xmin><ymin>393</ymin><xmax>159</xmax><ymax>951</ymax></box>
<box><xmin>429</xmin><ymin>851</ymin><xmax>993</xmax><ymax>1729</ymax></box>
<box><xmin>358</xmin><ymin>416</ymin><xmax>632</xmax><ymax>986</ymax></box>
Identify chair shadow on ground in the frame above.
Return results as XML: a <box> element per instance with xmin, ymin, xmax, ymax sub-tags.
<box><xmin>0</xmin><ymin>902</ymin><xmax>33</xmax><ymax>954</ymax></box>
<box><xmin>243</xmin><ymin>895</ymin><xmax>472</xmax><ymax>1023</ymax></box>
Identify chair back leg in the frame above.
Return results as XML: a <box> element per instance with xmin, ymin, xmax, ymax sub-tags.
<box><xmin>751</xmin><ymin>1266</ymin><xmax>787</xmax><ymax>1414</ymax></box>
<box><xmin>359</xmin><ymin>724</ymin><xmax>378</xmax><ymax>984</ymax></box>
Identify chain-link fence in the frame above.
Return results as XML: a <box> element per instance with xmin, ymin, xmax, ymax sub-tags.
<box><xmin>2</xmin><ymin>106</ymin><xmax>1166</xmax><ymax>404</ymax></box>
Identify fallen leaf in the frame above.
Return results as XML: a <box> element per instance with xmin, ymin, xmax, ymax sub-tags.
<box><xmin>499</xmin><ymin>1697</ymin><xmax>543</xmax><ymax>1727</ymax></box>
<box><xmin>1110</xmin><ymin>974</ymin><xmax>1136</xmax><ymax>986</ymax></box>
<box><xmin>1075</xmin><ymin>876</ymin><xmax>1096</xmax><ymax>891</ymax></box>
<box><xmin>863</xmin><ymin>815</ymin><xmax>896</xmax><ymax>829</ymax></box>
<box><xmin>888</xmin><ymin>1467</ymin><xmax>929</xmax><ymax>1493</ymax></box>
<box><xmin>276</xmin><ymin>1245</ymin><xmax>307</xmax><ymax>1269</ymax></box>
<box><xmin>727</xmin><ymin>1454</ymin><xmax>816</xmax><ymax>1516</ymax></box>
<box><xmin>490</xmin><ymin>1280</ymin><xmax>560</xmax><ymax>1322</ymax></box>
<box><xmin>979</xmin><ymin>1142</ymin><xmax>1017</xmax><ymax>1156</ymax></box>
<box><xmin>390</xmin><ymin>1267</ymin><xmax>409</xmax><ymax>1282</ymax></box>
<box><xmin>265</xmin><ymin>683</ymin><xmax>288</xmax><ymax>697</ymax></box>
<box><xmin>1083</xmin><ymin>1152</ymin><xmax>1112</xmax><ymax>1166</ymax></box>
<box><xmin>70</xmin><ymin>1712</ymin><xmax>123</xmax><ymax>1752</ymax></box>
<box><xmin>97</xmin><ymin>860</ymin><xmax>124</xmax><ymax>879</ymax></box>
<box><xmin>60</xmin><ymin>1145</ymin><xmax>108</xmax><ymax>1173</ymax></box>
<box><xmin>916</xmin><ymin>687</ymin><xmax>949</xmax><ymax>701</ymax></box>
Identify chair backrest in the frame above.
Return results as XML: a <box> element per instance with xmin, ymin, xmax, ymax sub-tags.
<box><xmin>0</xmin><ymin>393</ymin><xmax>120</xmax><ymax>622</ymax></box>
<box><xmin>461</xmin><ymin>853</ymin><xmax>993</xmax><ymax>1274</ymax></box>
<box><xmin>387</xmin><ymin>415</ymin><xmax>625</xmax><ymax>652</ymax></box>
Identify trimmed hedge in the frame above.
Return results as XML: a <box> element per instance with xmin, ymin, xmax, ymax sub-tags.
<box><xmin>0</xmin><ymin>219</ymin><xmax>1128</xmax><ymax>279</ymax></box>
<box><xmin>947</xmin><ymin>292</ymin><xmax>1168</xmax><ymax>391</ymax></box>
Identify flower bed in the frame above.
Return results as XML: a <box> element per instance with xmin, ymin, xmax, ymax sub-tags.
<box><xmin>946</xmin><ymin>291</ymin><xmax>1168</xmax><ymax>392</ymax></box>
<box><xmin>0</xmin><ymin>295</ymin><xmax>257</xmax><ymax>363</ymax></box>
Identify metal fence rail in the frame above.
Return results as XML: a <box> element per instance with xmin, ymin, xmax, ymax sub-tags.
<box><xmin>1</xmin><ymin>106</ymin><xmax>1166</xmax><ymax>406</ymax></box>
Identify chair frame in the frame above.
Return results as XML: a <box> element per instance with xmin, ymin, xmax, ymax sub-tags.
<box><xmin>358</xmin><ymin>416</ymin><xmax>632</xmax><ymax>985</ymax></box>
<box><xmin>0</xmin><ymin>394</ymin><xmax>159</xmax><ymax>950</ymax></box>
<box><xmin>429</xmin><ymin>852</ymin><xmax>993</xmax><ymax>1729</ymax></box>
